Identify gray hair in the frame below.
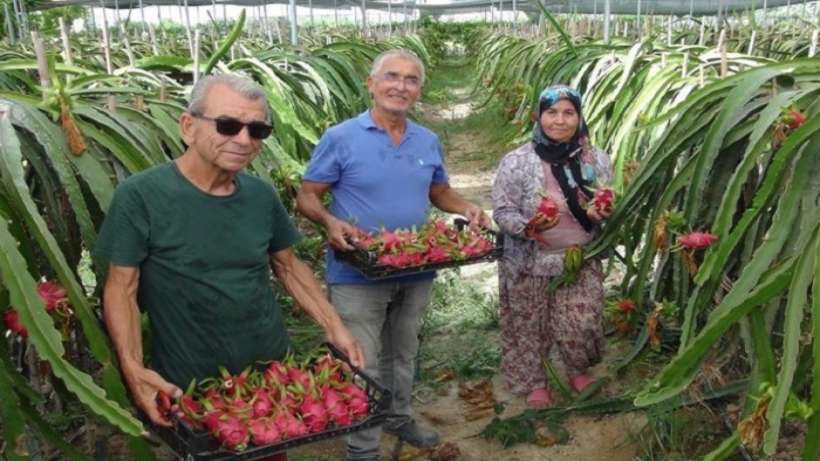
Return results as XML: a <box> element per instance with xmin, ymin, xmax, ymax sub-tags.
<box><xmin>369</xmin><ymin>49</ymin><xmax>426</xmax><ymax>86</ymax></box>
<box><xmin>188</xmin><ymin>74</ymin><xmax>271</xmax><ymax>123</ymax></box>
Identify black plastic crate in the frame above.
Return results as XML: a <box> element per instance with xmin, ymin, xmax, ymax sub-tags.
<box><xmin>147</xmin><ymin>343</ymin><xmax>391</xmax><ymax>461</ymax></box>
<box><xmin>336</xmin><ymin>220</ymin><xmax>503</xmax><ymax>280</ymax></box>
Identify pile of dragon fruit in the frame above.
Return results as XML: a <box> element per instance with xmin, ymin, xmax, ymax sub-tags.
<box><xmin>349</xmin><ymin>219</ymin><xmax>495</xmax><ymax>268</ymax></box>
<box><xmin>162</xmin><ymin>352</ymin><xmax>371</xmax><ymax>452</ymax></box>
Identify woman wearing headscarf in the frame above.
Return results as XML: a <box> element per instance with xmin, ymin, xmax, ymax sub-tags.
<box><xmin>492</xmin><ymin>85</ymin><xmax>612</xmax><ymax>408</ymax></box>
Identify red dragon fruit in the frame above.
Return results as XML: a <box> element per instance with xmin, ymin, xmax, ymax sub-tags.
<box><xmin>213</xmin><ymin>415</ymin><xmax>250</xmax><ymax>451</ymax></box>
<box><xmin>313</xmin><ymin>354</ymin><xmax>344</xmax><ymax>385</ymax></box>
<box><xmin>264</xmin><ymin>361</ymin><xmax>290</xmax><ymax>386</ymax></box>
<box><xmin>348</xmin><ymin>396</ymin><xmax>369</xmax><ymax>420</ymax></box>
<box><xmin>179</xmin><ymin>394</ymin><xmax>204</xmax><ymax>428</ymax></box>
<box><xmin>320</xmin><ymin>386</ymin><xmax>352</xmax><ymax>426</ymax></box>
<box><xmin>36</xmin><ymin>280</ymin><xmax>68</xmax><ymax>312</ymax></box>
<box><xmin>785</xmin><ymin>110</ymin><xmax>806</xmax><ymax>130</ymax></box>
<box><xmin>535</xmin><ymin>195</ymin><xmax>560</xmax><ymax>220</ymax></box>
<box><xmin>287</xmin><ymin>367</ymin><xmax>311</xmax><ymax>390</ymax></box>
<box><xmin>591</xmin><ymin>188</ymin><xmax>614</xmax><ymax>214</ymax></box>
<box><xmin>617</xmin><ymin>298</ymin><xmax>636</xmax><ymax>314</ymax></box>
<box><xmin>524</xmin><ymin>195</ymin><xmax>560</xmax><ymax>245</ymax></box>
<box><xmin>249</xmin><ymin>417</ymin><xmax>281</xmax><ymax>445</ymax></box>
<box><xmin>274</xmin><ymin>412</ymin><xmax>309</xmax><ymax>438</ymax></box>
<box><xmin>251</xmin><ymin>389</ymin><xmax>274</xmax><ymax>418</ymax></box>
<box><xmin>339</xmin><ymin>382</ymin><xmax>368</xmax><ymax>401</ymax></box>
<box><xmin>3</xmin><ymin>310</ymin><xmax>27</xmax><ymax>337</ymax></box>
<box><xmin>379</xmin><ymin>231</ymin><xmax>404</xmax><ymax>252</ymax></box>
<box><xmin>339</xmin><ymin>383</ymin><xmax>369</xmax><ymax>420</ymax></box>
<box><xmin>299</xmin><ymin>395</ymin><xmax>329</xmax><ymax>432</ymax></box>
<box><xmin>425</xmin><ymin>246</ymin><xmax>451</xmax><ymax>263</ymax></box>
<box><xmin>678</xmin><ymin>231</ymin><xmax>718</xmax><ymax>250</ymax></box>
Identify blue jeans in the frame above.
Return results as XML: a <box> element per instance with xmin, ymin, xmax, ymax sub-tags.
<box><xmin>329</xmin><ymin>279</ymin><xmax>434</xmax><ymax>461</ymax></box>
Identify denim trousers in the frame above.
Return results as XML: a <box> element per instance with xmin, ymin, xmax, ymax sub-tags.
<box><xmin>329</xmin><ymin>279</ymin><xmax>434</xmax><ymax>461</ymax></box>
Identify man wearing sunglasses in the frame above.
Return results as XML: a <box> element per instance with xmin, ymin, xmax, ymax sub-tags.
<box><xmin>297</xmin><ymin>50</ymin><xmax>492</xmax><ymax>461</ymax></box>
<box><xmin>94</xmin><ymin>75</ymin><xmax>364</xmax><ymax>459</ymax></box>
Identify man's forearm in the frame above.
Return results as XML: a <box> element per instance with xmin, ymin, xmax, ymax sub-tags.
<box><xmin>296</xmin><ymin>191</ymin><xmax>335</xmax><ymax>228</ymax></box>
<box><xmin>430</xmin><ymin>185</ymin><xmax>471</xmax><ymax>215</ymax></box>
<box><xmin>103</xmin><ymin>273</ymin><xmax>144</xmax><ymax>372</ymax></box>
<box><xmin>272</xmin><ymin>252</ymin><xmax>342</xmax><ymax>331</ymax></box>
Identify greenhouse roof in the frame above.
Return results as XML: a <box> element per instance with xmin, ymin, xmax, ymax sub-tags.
<box><xmin>33</xmin><ymin>0</ymin><xmax>804</xmax><ymax>15</ymax></box>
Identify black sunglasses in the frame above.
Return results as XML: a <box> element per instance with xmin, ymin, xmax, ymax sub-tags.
<box><xmin>191</xmin><ymin>113</ymin><xmax>273</xmax><ymax>140</ymax></box>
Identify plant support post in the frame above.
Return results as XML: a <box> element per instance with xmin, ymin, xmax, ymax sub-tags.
<box><xmin>288</xmin><ymin>0</ymin><xmax>298</xmax><ymax>45</ymax></box>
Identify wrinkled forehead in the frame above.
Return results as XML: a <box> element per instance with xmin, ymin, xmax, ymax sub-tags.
<box><xmin>203</xmin><ymin>84</ymin><xmax>269</xmax><ymax>119</ymax></box>
<box><xmin>378</xmin><ymin>56</ymin><xmax>423</xmax><ymax>77</ymax></box>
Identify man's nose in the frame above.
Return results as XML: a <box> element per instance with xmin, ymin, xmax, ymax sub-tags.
<box><xmin>233</xmin><ymin>125</ymin><xmax>253</xmax><ymax>144</ymax></box>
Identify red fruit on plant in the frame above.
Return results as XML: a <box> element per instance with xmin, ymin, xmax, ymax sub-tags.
<box><xmin>786</xmin><ymin>110</ymin><xmax>806</xmax><ymax>130</ymax></box>
<box><xmin>3</xmin><ymin>309</ymin><xmax>27</xmax><ymax>337</ymax></box>
<box><xmin>617</xmin><ymin>298</ymin><xmax>636</xmax><ymax>314</ymax></box>
<box><xmin>592</xmin><ymin>188</ymin><xmax>614</xmax><ymax>214</ymax></box>
<box><xmin>214</xmin><ymin>415</ymin><xmax>250</xmax><ymax>451</ymax></box>
<box><xmin>678</xmin><ymin>231</ymin><xmax>718</xmax><ymax>250</ymax></box>
<box><xmin>249</xmin><ymin>417</ymin><xmax>281</xmax><ymax>445</ymax></box>
<box><xmin>36</xmin><ymin>280</ymin><xmax>67</xmax><ymax>312</ymax></box>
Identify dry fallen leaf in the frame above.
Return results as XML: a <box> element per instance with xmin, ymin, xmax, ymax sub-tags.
<box><xmin>396</xmin><ymin>444</ymin><xmax>430</xmax><ymax>461</ymax></box>
<box><xmin>428</xmin><ymin>441</ymin><xmax>461</xmax><ymax>461</ymax></box>
<box><xmin>419</xmin><ymin>410</ymin><xmax>451</xmax><ymax>426</ymax></box>
<box><xmin>457</xmin><ymin>379</ymin><xmax>497</xmax><ymax>422</ymax></box>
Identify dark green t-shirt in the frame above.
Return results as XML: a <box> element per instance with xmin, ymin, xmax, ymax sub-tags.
<box><xmin>94</xmin><ymin>162</ymin><xmax>300</xmax><ymax>387</ymax></box>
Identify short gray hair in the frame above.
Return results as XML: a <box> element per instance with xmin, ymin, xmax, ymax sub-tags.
<box><xmin>370</xmin><ymin>49</ymin><xmax>426</xmax><ymax>86</ymax></box>
<box><xmin>188</xmin><ymin>74</ymin><xmax>271</xmax><ymax>123</ymax></box>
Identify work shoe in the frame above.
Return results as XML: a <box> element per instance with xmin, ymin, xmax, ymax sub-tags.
<box><xmin>383</xmin><ymin>418</ymin><xmax>440</xmax><ymax>448</ymax></box>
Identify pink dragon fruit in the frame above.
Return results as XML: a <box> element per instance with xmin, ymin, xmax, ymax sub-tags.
<box><xmin>678</xmin><ymin>231</ymin><xmax>718</xmax><ymax>250</ymax></box>
<box><xmin>275</xmin><ymin>412</ymin><xmax>309</xmax><ymax>438</ymax></box>
<box><xmin>299</xmin><ymin>395</ymin><xmax>329</xmax><ymax>432</ymax></box>
<box><xmin>249</xmin><ymin>417</ymin><xmax>281</xmax><ymax>445</ymax></box>
<box><xmin>264</xmin><ymin>361</ymin><xmax>291</xmax><ymax>386</ymax></box>
<box><xmin>37</xmin><ymin>280</ymin><xmax>68</xmax><ymax>312</ymax></box>
<box><xmin>251</xmin><ymin>389</ymin><xmax>274</xmax><ymax>418</ymax></box>
<box><xmin>213</xmin><ymin>415</ymin><xmax>250</xmax><ymax>451</ymax></box>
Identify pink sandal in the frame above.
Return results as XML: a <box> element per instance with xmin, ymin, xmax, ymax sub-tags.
<box><xmin>526</xmin><ymin>388</ymin><xmax>555</xmax><ymax>409</ymax></box>
<box><xmin>570</xmin><ymin>374</ymin><xmax>595</xmax><ymax>393</ymax></box>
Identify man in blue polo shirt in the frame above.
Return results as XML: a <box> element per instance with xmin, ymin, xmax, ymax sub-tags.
<box><xmin>297</xmin><ymin>49</ymin><xmax>490</xmax><ymax>461</ymax></box>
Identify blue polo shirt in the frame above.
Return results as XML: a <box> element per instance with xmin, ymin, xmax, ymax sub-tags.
<box><xmin>303</xmin><ymin>110</ymin><xmax>449</xmax><ymax>284</ymax></box>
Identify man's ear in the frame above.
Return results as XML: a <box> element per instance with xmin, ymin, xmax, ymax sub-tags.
<box><xmin>179</xmin><ymin>112</ymin><xmax>195</xmax><ymax>146</ymax></box>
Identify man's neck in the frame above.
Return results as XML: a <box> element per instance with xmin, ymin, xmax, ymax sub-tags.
<box><xmin>175</xmin><ymin>151</ymin><xmax>237</xmax><ymax>196</ymax></box>
<box><xmin>370</xmin><ymin>107</ymin><xmax>407</xmax><ymax>141</ymax></box>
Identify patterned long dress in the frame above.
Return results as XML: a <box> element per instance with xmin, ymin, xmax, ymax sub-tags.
<box><xmin>492</xmin><ymin>142</ymin><xmax>612</xmax><ymax>395</ymax></box>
